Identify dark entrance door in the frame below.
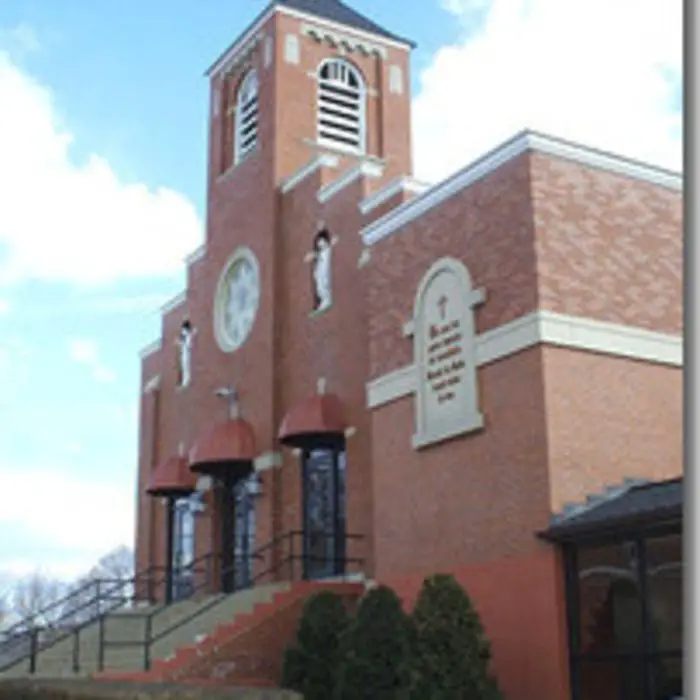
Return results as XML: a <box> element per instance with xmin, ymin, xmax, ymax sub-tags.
<box><xmin>171</xmin><ymin>496</ymin><xmax>197</xmax><ymax>601</ymax></box>
<box><xmin>219</xmin><ymin>474</ymin><xmax>258</xmax><ymax>593</ymax></box>
<box><xmin>233</xmin><ymin>475</ymin><xmax>257</xmax><ymax>589</ymax></box>
<box><xmin>302</xmin><ymin>448</ymin><xmax>346</xmax><ymax>580</ymax></box>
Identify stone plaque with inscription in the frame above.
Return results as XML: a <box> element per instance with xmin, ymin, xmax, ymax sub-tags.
<box><xmin>409</xmin><ymin>257</ymin><xmax>484</xmax><ymax>449</ymax></box>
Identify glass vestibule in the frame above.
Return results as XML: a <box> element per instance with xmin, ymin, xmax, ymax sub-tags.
<box><xmin>565</xmin><ymin>530</ymin><xmax>683</xmax><ymax>700</ymax></box>
<box><xmin>301</xmin><ymin>448</ymin><xmax>346</xmax><ymax>580</ymax></box>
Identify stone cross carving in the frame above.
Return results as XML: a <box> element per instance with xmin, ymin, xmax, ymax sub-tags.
<box><xmin>437</xmin><ymin>294</ymin><xmax>448</xmax><ymax>321</ymax></box>
<box><xmin>177</xmin><ymin>319</ymin><xmax>197</xmax><ymax>389</ymax></box>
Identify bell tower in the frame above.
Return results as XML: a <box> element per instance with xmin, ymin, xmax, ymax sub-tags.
<box><xmin>204</xmin><ymin>0</ymin><xmax>415</xmax><ymax>191</ymax></box>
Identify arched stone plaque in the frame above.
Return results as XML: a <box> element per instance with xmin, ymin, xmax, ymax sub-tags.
<box><xmin>409</xmin><ymin>257</ymin><xmax>485</xmax><ymax>449</ymax></box>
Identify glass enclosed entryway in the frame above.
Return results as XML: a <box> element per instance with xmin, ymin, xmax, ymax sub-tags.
<box><xmin>563</xmin><ymin>530</ymin><xmax>682</xmax><ymax>700</ymax></box>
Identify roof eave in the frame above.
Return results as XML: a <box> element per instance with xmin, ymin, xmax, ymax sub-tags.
<box><xmin>537</xmin><ymin>505</ymin><xmax>683</xmax><ymax>544</ymax></box>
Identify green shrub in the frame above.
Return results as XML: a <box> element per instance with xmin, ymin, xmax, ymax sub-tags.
<box><xmin>410</xmin><ymin>573</ymin><xmax>501</xmax><ymax>700</ymax></box>
<box><xmin>334</xmin><ymin>585</ymin><xmax>414</xmax><ymax>700</ymax></box>
<box><xmin>280</xmin><ymin>590</ymin><xmax>350</xmax><ymax>700</ymax></box>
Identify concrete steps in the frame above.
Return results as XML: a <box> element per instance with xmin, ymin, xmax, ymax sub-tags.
<box><xmin>0</xmin><ymin>585</ymin><xmax>287</xmax><ymax>679</ymax></box>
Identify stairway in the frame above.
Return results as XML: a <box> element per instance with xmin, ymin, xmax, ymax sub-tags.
<box><xmin>97</xmin><ymin>581</ymin><xmax>364</xmax><ymax>688</ymax></box>
<box><xmin>0</xmin><ymin>583</ymin><xmax>288</xmax><ymax>680</ymax></box>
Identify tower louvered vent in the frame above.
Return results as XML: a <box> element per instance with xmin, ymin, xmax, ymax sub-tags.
<box><xmin>317</xmin><ymin>59</ymin><xmax>365</xmax><ymax>153</ymax></box>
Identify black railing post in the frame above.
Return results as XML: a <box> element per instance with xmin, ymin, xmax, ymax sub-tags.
<box><xmin>72</xmin><ymin>627</ymin><xmax>80</xmax><ymax>673</ymax></box>
<box><xmin>28</xmin><ymin>627</ymin><xmax>38</xmax><ymax>674</ymax></box>
<box><xmin>98</xmin><ymin>615</ymin><xmax>106</xmax><ymax>672</ymax></box>
<box><xmin>144</xmin><ymin>614</ymin><xmax>153</xmax><ymax>671</ymax></box>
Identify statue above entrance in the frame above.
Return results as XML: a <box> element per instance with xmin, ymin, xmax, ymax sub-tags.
<box><xmin>310</xmin><ymin>227</ymin><xmax>337</xmax><ymax>313</ymax></box>
<box><xmin>177</xmin><ymin>319</ymin><xmax>197</xmax><ymax>389</ymax></box>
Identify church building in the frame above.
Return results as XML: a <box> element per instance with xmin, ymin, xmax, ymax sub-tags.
<box><xmin>134</xmin><ymin>1</ymin><xmax>684</xmax><ymax>698</ymax></box>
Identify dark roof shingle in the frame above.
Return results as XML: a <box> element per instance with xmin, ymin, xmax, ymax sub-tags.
<box><xmin>277</xmin><ymin>0</ymin><xmax>414</xmax><ymax>45</ymax></box>
<box><xmin>541</xmin><ymin>477</ymin><xmax>683</xmax><ymax>542</ymax></box>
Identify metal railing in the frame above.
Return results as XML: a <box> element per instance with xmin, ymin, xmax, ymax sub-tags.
<box><xmin>0</xmin><ymin>564</ymin><xmax>166</xmax><ymax>674</ymax></box>
<box><xmin>0</xmin><ymin>530</ymin><xmax>364</xmax><ymax>676</ymax></box>
<box><xmin>101</xmin><ymin>530</ymin><xmax>365</xmax><ymax>672</ymax></box>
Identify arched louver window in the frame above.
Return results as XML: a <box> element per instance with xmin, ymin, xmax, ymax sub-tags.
<box><xmin>317</xmin><ymin>59</ymin><xmax>365</xmax><ymax>153</ymax></box>
<box><xmin>235</xmin><ymin>69</ymin><xmax>259</xmax><ymax>164</ymax></box>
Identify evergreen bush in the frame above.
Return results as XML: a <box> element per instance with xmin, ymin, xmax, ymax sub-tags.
<box><xmin>280</xmin><ymin>590</ymin><xmax>350</xmax><ymax>700</ymax></box>
<box><xmin>410</xmin><ymin>573</ymin><xmax>501</xmax><ymax>700</ymax></box>
<box><xmin>334</xmin><ymin>585</ymin><xmax>414</xmax><ymax>700</ymax></box>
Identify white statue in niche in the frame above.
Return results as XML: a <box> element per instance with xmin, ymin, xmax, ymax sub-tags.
<box><xmin>312</xmin><ymin>229</ymin><xmax>333</xmax><ymax>312</ymax></box>
<box><xmin>177</xmin><ymin>319</ymin><xmax>197</xmax><ymax>388</ymax></box>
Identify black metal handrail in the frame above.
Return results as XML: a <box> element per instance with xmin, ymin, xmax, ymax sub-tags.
<box><xmin>101</xmin><ymin>530</ymin><xmax>365</xmax><ymax>672</ymax></box>
<box><xmin>0</xmin><ymin>563</ymin><xmax>166</xmax><ymax>674</ymax></box>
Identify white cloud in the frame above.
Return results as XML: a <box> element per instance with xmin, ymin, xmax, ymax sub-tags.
<box><xmin>0</xmin><ymin>298</ymin><xmax>9</xmax><ymax>315</ymax></box>
<box><xmin>0</xmin><ymin>46</ymin><xmax>202</xmax><ymax>287</ymax></box>
<box><xmin>413</xmin><ymin>0</ymin><xmax>682</xmax><ymax>183</ymax></box>
<box><xmin>0</xmin><ymin>464</ymin><xmax>134</xmax><ymax>580</ymax></box>
<box><xmin>66</xmin><ymin>337</ymin><xmax>116</xmax><ymax>383</ymax></box>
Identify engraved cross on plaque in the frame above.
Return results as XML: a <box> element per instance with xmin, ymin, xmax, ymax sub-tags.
<box><xmin>437</xmin><ymin>294</ymin><xmax>449</xmax><ymax>321</ymax></box>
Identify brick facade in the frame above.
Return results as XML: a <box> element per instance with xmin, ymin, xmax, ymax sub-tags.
<box><xmin>133</xmin><ymin>4</ymin><xmax>683</xmax><ymax>699</ymax></box>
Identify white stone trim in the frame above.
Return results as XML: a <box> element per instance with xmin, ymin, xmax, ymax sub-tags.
<box><xmin>139</xmin><ymin>340</ymin><xmax>162</xmax><ymax>360</ymax></box>
<box><xmin>143</xmin><ymin>375</ymin><xmax>161</xmax><ymax>394</ymax></box>
<box><xmin>280</xmin><ymin>153</ymin><xmax>339</xmax><ymax>194</ymax></box>
<box><xmin>254</xmin><ymin>451</ymin><xmax>283</xmax><ymax>472</ymax></box>
<box><xmin>161</xmin><ymin>291</ymin><xmax>187</xmax><ymax>316</ymax></box>
<box><xmin>360</xmin><ymin>130</ymin><xmax>683</xmax><ymax>247</ymax></box>
<box><xmin>366</xmin><ymin>311</ymin><xmax>683</xmax><ymax>409</ymax></box>
<box><xmin>366</xmin><ymin>364</ymin><xmax>414</xmax><ymax>408</ymax></box>
<box><xmin>359</xmin><ymin>176</ymin><xmax>431</xmax><ymax>215</ymax></box>
<box><xmin>208</xmin><ymin>27</ymin><xmax>265</xmax><ymax>78</ymax></box>
<box><xmin>317</xmin><ymin>162</ymin><xmax>383</xmax><ymax>204</ymax></box>
<box><xmin>300</xmin><ymin>22</ymin><xmax>388</xmax><ymax>59</ymax></box>
<box><xmin>185</xmin><ymin>245</ymin><xmax>206</xmax><ymax>266</ymax></box>
<box><xmin>195</xmin><ymin>475</ymin><xmax>213</xmax><ymax>493</ymax></box>
<box><xmin>301</xmin><ymin>137</ymin><xmax>387</xmax><ymax>166</ymax></box>
<box><xmin>206</xmin><ymin>4</ymin><xmax>411</xmax><ymax>78</ymax></box>
<box><xmin>534</xmin><ymin>311</ymin><xmax>683</xmax><ymax>366</ymax></box>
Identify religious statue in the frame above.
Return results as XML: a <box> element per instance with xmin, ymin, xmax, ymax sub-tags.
<box><xmin>177</xmin><ymin>319</ymin><xmax>197</xmax><ymax>388</ymax></box>
<box><xmin>312</xmin><ymin>229</ymin><xmax>333</xmax><ymax>311</ymax></box>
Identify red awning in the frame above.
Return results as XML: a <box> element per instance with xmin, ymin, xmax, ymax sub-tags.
<box><xmin>189</xmin><ymin>417</ymin><xmax>257</xmax><ymax>479</ymax></box>
<box><xmin>278</xmin><ymin>392</ymin><xmax>347</xmax><ymax>449</ymax></box>
<box><xmin>146</xmin><ymin>455</ymin><xmax>197</xmax><ymax>498</ymax></box>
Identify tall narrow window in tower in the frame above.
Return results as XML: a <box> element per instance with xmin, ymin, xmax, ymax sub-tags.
<box><xmin>317</xmin><ymin>59</ymin><xmax>366</xmax><ymax>153</ymax></box>
<box><xmin>234</xmin><ymin>69</ymin><xmax>259</xmax><ymax>164</ymax></box>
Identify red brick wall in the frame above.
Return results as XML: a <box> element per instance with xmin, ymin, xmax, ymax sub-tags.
<box><xmin>542</xmin><ymin>346</ymin><xmax>683</xmax><ymax>512</ymax></box>
<box><xmin>381</xmin><ymin>548</ymin><xmax>571</xmax><ymax>700</ymax></box>
<box><xmin>135</xmin><ymin>7</ymin><xmax>415</xmax><ymax>581</ymax></box>
<box><xmin>364</xmin><ymin>154</ymin><xmax>537</xmax><ymax>379</ymax></box>
<box><xmin>273</xmin><ymin>13</ymin><xmax>412</xmax><ymax>183</ymax></box>
<box><xmin>134</xmin><ymin>350</ymin><xmax>162</xmax><ymax>598</ymax></box>
<box><xmin>276</xmin><ymin>166</ymin><xmax>378</xmax><ymax>574</ymax></box>
<box><xmin>530</xmin><ymin>153</ymin><xmax>683</xmax><ymax>334</ymax></box>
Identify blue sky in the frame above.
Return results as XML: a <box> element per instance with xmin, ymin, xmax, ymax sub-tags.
<box><xmin>0</xmin><ymin>0</ymin><xmax>682</xmax><ymax>584</ymax></box>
